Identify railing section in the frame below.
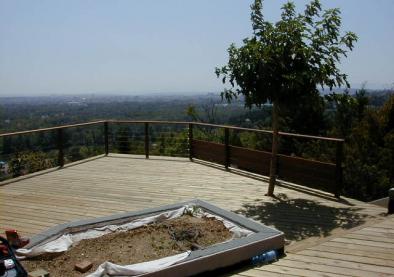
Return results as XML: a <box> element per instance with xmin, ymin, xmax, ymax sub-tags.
<box><xmin>189</xmin><ymin>123</ymin><xmax>344</xmax><ymax>197</ymax></box>
<box><xmin>0</xmin><ymin>120</ymin><xmax>344</xmax><ymax>197</ymax></box>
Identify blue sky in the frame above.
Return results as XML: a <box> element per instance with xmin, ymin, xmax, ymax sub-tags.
<box><xmin>0</xmin><ymin>0</ymin><xmax>393</xmax><ymax>96</ymax></box>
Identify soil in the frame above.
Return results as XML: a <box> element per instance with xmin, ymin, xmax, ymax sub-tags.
<box><xmin>22</xmin><ymin>215</ymin><xmax>232</xmax><ymax>277</ymax></box>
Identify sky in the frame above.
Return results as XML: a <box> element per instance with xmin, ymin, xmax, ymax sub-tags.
<box><xmin>0</xmin><ymin>0</ymin><xmax>393</xmax><ymax>97</ymax></box>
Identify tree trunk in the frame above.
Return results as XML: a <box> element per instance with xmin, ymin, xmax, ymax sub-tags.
<box><xmin>267</xmin><ymin>102</ymin><xmax>279</xmax><ymax>196</ymax></box>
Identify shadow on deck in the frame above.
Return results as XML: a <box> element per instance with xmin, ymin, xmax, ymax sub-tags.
<box><xmin>236</xmin><ymin>193</ymin><xmax>368</xmax><ymax>242</ymax></box>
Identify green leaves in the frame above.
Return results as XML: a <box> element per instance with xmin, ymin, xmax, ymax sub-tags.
<box><xmin>304</xmin><ymin>0</ymin><xmax>322</xmax><ymax>22</ymax></box>
<box><xmin>281</xmin><ymin>2</ymin><xmax>296</xmax><ymax>20</ymax></box>
<box><xmin>216</xmin><ymin>0</ymin><xmax>357</xmax><ymax>110</ymax></box>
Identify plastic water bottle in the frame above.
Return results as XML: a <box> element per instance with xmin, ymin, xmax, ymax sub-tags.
<box><xmin>251</xmin><ymin>250</ymin><xmax>278</xmax><ymax>265</ymax></box>
<box><xmin>1</xmin><ymin>268</ymin><xmax>17</xmax><ymax>277</ymax></box>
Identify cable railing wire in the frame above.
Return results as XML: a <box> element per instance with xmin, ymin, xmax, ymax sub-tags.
<box><xmin>0</xmin><ymin>120</ymin><xmax>344</xmax><ymax>196</ymax></box>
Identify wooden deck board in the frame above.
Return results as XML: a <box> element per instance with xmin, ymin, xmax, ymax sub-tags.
<box><xmin>248</xmin><ymin>215</ymin><xmax>394</xmax><ymax>277</ymax></box>
<box><xmin>0</xmin><ymin>154</ymin><xmax>391</xmax><ymax>276</ymax></box>
<box><xmin>249</xmin><ymin>264</ymin><xmax>349</xmax><ymax>277</ymax></box>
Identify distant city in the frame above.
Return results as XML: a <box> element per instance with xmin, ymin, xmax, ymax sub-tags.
<box><xmin>1</xmin><ymin>87</ymin><xmax>393</xmax><ymax>105</ymax></box>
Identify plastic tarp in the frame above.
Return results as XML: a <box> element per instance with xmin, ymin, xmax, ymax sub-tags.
<box><xmin>17</xmin><ymin>205</ymin><xmax>254</xmax><ymax>276</ymax></box>
<box><xmin>88</xmin><ymin>251</ymin><xmax>191</xmax><ymax>277</ymax></box>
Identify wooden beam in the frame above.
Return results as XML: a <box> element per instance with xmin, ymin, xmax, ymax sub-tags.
<box><xmin>57</xmin><ymin>128</ymin><xmax>64</xmax><ymax>167</ymax></box>
<box><xmin>224</xmin><ymin>128</ymin><xmax>230</xmax><ymax>169</ymax></box>
<box><xmin>104</xmin><ymin>122</ymin><xmax>109</xmax><ymax>156</ymax></box>
<box><xmin>144</xmin><ymin>123</ymin><xmax>149</xmax><ymax>159</ymax></box>
<box><xmin>188</xmin><ymin>123</ymin><xmax>193</xmax><ymax>161</ymax></box>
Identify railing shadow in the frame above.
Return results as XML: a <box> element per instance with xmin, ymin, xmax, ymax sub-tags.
<box><xmin>106</xmin><ymin>153</ymin><xmax>190</xmax><ymax>163</ymax></box>
<box><xmin>193</xmin><ymin>158</ymin><xmax>354</xmax><ymax>206</ymax></box>
<box><xmin>0</xmin><ymin>154</ymin><xmax>106</xmax><ymax>187</ymax></box>
<box><xmin>235</xmin><ymin>193</ymin><xmax>369</xmax><ymax>242</ymax></box>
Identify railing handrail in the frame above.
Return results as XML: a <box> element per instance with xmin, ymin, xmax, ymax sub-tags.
<box><xmin>0</xmin><ymin>119</ymin><xmax>345</xmax><ymax>143</ymax></box>
<box><xmin>0</xmin><ymin>120</ymin><xmax>106</xmax><ymax>138</ymax></box>
<box><xmin>110</xmin><ymin>120</ymin><xmax>344</xmax><ymax>142</ymax></box>
<box><xmin>191</xmin><ymin>122</ymin><xmax>344</xmax><ymax>142</ymax></box>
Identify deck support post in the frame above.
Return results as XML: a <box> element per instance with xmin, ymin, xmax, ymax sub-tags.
<box><xmin>57</xmin><ymin>128</ymin><xmax>64</xmax><ymax>167</ymax></box>
<box><xmin>388</xmin><ymin>188</ymin><xmax>394</xmax><ymax>214</ymax></box>
<box><xmin>188</xmin><ymin>123</ymin><xmax>193</xmax><ymax>161</ymax></box>
<box><xmin>224</xmin><ymin>128</ymin><xmax>230</xmax><ymax>169</ymax></box>
<box><xmin>144</xmin><ymin>123</ymin><xmax>149</xmax><ymax>159</ymax></box>
<box><xmin>104</xmin><ymin>122</ymin><xmax>109</xmax><ymax>156</ymax></box>
<box><xmin>335</xmin><ymin>140</ymin><xmax>344</xmax><ymax>198</ymax></box>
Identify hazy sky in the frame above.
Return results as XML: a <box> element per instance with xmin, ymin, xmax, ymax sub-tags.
<box><xmin>0</xmin><ymin>0</ymin><xmax>393</xmax><ymax>96</ymax></box>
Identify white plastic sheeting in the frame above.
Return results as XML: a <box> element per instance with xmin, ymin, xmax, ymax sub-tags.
<box><xmin>88</xmin><ymin>251</ymin><xmax>190</xmax><ymax>277</ymax></box>
<box><xmin>18</xmin><ymin>205</ymin><xmax>254</xmax><ymax>276</ymax></box>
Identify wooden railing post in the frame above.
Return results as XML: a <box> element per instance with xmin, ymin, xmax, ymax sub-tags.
<box><xmin>335</xmin><ymin>140</ymin><xmax>344</xmax><ymax>198</ymax></box>
<box><xmin>144</xmin><ymin>122</ymin><xmax>149</xmax><ymax>159</ymax></box>
<box><xmin>57</xmin><ymin>128</ymin><xmax>64</xmax><ymax>167</ymax></box>
<box><xmin>188</xmin><ymin>123</ymin><xmax>193</xmax><ymax>161</ymax></box>
<box><xmin>224</xmin><ymin>127</ymin><xmax>230</xmax><ymax>169</ymax></box>
<box><xmin>104</xmin><ymin>121</ymin><xmax>109</xmax><ymax>156</ymax></box>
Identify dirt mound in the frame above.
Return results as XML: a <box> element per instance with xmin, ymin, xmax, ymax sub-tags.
<box><xmin>22</xmin><ymin>215</ymin><xmax>232</xmax><ymax>276</ymax></box>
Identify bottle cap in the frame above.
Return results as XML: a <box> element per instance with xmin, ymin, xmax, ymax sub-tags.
<box><xmin>389</xmin><ymin>188</ymin><xmax>394</xmax><ymax>198</ymax></box>
<box><xmin>4</xmin><ymin>259</ymin><xmax>15</xmax><ymax>269</ymax></box>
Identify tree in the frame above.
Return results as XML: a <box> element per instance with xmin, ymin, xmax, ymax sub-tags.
<box><xmin>282</xmin><ymin>92</ymin><xmax>327</xmax><ymax>135</ymax></box>
<box><xmin>378</xmin><ymin>94</ymin><xmax>394</xmax><ymax>188</ymax></box>
<box><xmin>216</xmin><ymin>0</ymin><xmax>357</xmax><ymax>195</ymax></box>
<box><xmin>340</xmin><ymin>95</ymin><xmax>393</xmax><ymax>201</ymax></box>
<box><xmin>325</xmin><ymin>88</ymin><xmax>368</xmax><ymax>138</ymax></box>
<box><xmin>186</xmin><ymin>98</ymin><xmax>219</xmax><ymax>124</ymax></box>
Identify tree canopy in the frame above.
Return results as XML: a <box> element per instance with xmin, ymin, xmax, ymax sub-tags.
<box><xmin>216</xmin><ymin>0</ymin><xmax>357</xmax><ymax>107</ymax></box>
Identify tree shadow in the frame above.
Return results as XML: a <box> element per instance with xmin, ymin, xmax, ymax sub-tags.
<box><xmin>235</xmin><ymin>193</ymin><xmax>370</xmax><ymax>242</ymax></box>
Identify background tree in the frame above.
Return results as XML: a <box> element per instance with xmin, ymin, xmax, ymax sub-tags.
<box><xmin>216</xmin><ymin>0</ymin><xmax>357</xmax><ymax>196</ymax></box>
<box><xmin>186</xmin><ymin>99</ymin><xmax>219</xmax><ymax>124</ymax></box>
<box><xmin>325</xmin><ymin>88</ymin><xmax>368</xmax><ymax>138</ymax></box>
<box><xmin>338</xmin><ymin>94</ymin><xmax>394</xmax><ymax>201</ymax></box>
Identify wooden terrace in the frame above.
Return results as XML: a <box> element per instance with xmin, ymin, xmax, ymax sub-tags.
<box><xmin>0</xmin><ymin>154</ymin><xmax>393</xmax><ymax>276</ymax></box>
<box><xmin>0</xmin><ymin>121</ymin><xmax>393</xmax><ymax>276</ymax></box>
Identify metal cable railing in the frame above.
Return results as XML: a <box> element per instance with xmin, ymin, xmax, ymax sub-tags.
<box><xmin>0</xmin><ymin>120</ymin><xmax>344</xmax><ymax>197</ymax></box>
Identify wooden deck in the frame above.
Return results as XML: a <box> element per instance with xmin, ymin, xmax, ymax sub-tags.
<box><xmin>0</xmin><ymin>154</ymin><xmax>391</xmax><ymax>275</ymax></box>
<box><xmin>233</xmin><ymin>215</ymin><xmax>394</xmax><ymax>277</ymax></box>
